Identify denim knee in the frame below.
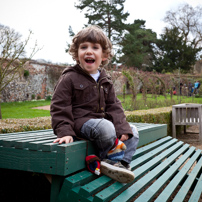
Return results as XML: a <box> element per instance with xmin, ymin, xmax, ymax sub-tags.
<box><xmin>80</xmin><ymin>118</ymin><xmax>117</xmax><ymax>159</ymax></box>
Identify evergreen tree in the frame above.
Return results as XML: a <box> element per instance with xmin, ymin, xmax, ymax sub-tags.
<box><xmin>154</xmin><ymin>27</ymin><xmax>201</xmax><ymax>73</ymax></box>
<box><xmin>74</xmin><ymin>0</ymin><xmax>129</xmax><ymax>61</ymax></box>
<box><xmin>119</xmin><ymin>20</ymin><xmax>157</xmax><ymax>69</ymax></box>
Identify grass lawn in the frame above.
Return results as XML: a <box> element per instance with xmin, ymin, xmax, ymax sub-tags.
<box><xmin>2</xmin><ymin>94</ymin><xmax>202</xmax><ymax>119</ymax></box>
<box><xmin>2</xmin><ymin>100</ymin><xmax>51</xmax><ymax>119</ymax></box>
<box><xmin>118</xmin><ymin>93</ymin><xmax>202</xmax><ymax>110</ymax></box>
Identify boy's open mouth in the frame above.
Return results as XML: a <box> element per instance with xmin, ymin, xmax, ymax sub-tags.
<box><xmin>85</xmin><ymin>58</ymin><xmax>95</xmax><ymax>64</ymax></box>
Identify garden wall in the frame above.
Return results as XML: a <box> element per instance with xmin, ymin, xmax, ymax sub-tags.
<box><xmin>2</xmin><ymin>61</ymin><xmax>126</xmax><ymax>102</ymax></box>
<box><xmin>2</xmin><ymin>61</ymin><xmax>65</xmax><ymax>102</ymax></box>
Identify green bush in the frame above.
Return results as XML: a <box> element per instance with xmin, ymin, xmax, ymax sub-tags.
<box><xmin>24</xmin><ymin>69</ymin><xmax>29</xmax><ymax>78</ymax></box>
<box><xmin>37</xmin><ymin>95</ymin><xmax>41</xmax><ymax>100</ymax></box>
<box><xmin>125</xmin><ymin>107</ymin><xmax>182</xmax><ymax>136</ymax></box>
<box><xmin>31</xmin><ymin>94</ymin><xmax>35</xmax><ymax>100</ymax></box>
<box><xmin>45</xmin><ymin>95</ymin><xmax>52</xmax><ymax>101</ymax></box>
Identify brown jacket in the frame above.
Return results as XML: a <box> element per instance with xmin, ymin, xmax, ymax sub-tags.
<box><xmin>50</xmin><ymin>64</ymin><xmax>133</xmax><ymax>138</ymax></box>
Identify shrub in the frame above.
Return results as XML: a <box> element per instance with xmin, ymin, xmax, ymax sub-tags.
<box><xmin>24</xmin><ymin>69</ymin><xmax>29</xmax><ymax>78</ymax></box>
<box><xmin>45</xmin><ymin>95</ymin><xmax>52</xmax><ymax>101</ymax></box>
<box><xmin>125</xmin><ymin>107</ymin><xmax>182</xmax><ymax>136</ymax></box>
<box><xmin>31</xmin><ymin>94</ymin><xmax>35</xmax><ymax>100</ymax></box>
<box><xmin>37</xmin><ymin>95</ymin><xmax>41</xmax><ymax>100</ymax></box>
<box><xmin>0</xmin><ymin>117</ymin><xmax>51</xmax><ymax>133</ymax></box>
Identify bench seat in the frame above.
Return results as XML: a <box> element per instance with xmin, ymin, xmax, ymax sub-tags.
<box><xmin>0</xmin><ymin>123</ymin><xmax>201</xmax><ymax>202</ymax></box>
<box><xmin>57</xmin><ymin>136</ymin><xmax>202</xmax><ymax>202</ymax></box>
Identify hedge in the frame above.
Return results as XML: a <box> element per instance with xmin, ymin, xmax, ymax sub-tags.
<box><xmin>0</xmin><ymin>107</ymin><xmax>181</xmax><ymax>136</ymax></box>
<box><xmin>125</xmin><ymin>107</ymin><xmax>182</xmax><ymax>136</ymax></box>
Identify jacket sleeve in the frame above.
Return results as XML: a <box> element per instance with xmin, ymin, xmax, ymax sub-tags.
<box><xmin>50</xmin><ymin>74</ymin><xmax>76</xmax><ymax>138</ymax></box>
<box><xmin>105</xmin><ymin>83</ymin><xmax>133</xmax><ymax>138</ymax></box>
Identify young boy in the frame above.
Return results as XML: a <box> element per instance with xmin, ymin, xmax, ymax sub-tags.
<box><xmin>50</xmin><ymin>25</ymin><xmax>139</xmax><ymax>183</ymax></box>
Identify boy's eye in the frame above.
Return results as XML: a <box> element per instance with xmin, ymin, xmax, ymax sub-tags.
<box><xmin>80</xmin><ymin>46</ymin><xmax>87</xmax><ymax>49</ymax></box>
<box><xmin>93</xmin><ymin>45</ymin><xmax>100</xmax><ymax>49</ymax></box>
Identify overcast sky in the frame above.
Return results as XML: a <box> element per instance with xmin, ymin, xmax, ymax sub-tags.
<box><xmin>0</xmin><ymin>0</ymin><xmax>201</xmax><ymax>64</ymax></box>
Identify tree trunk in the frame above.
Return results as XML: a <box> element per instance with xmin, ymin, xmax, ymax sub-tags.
<box><xmin>0</xmin><ymin>94</ymin><xmax>2</xmax><ymax>119</ymax></box>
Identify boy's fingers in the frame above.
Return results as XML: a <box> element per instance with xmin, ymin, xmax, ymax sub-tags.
<box><xmin>53</xmin><ymin>138</ymin><xmax>60</xmax><ymax>143</ymax></box>
<box><xmin>53</xmin><ymin>136</ymin><xmax>73</xmax><ymax>144</ymax></box>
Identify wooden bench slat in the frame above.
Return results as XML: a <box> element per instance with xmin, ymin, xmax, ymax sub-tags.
<box><xmin>188</xmin><ymin>172</ymin><xmax>202</xmax><ymax>202</ymax></box>
<box><xmin>155</xmin><ymin>149</ymin><xmax>202</xmax><ymax>202</ymax></box>
<box><xmin>134</xmin><ymin>146</ymin><xmax>197</xmax><ymax>202</ymax></box>
<box><xmin>94</xmin><ymin>142</ymin><xmax>188</xmax><ymax>202</ymax></box>
<box><xmin>14</xmin><ymin>136</ymin><xmax>55</xmax><ymax>149</ymax></box>
<box><xmin>0</xmin><ymin>147</ymin><xmax>57</xmax><ymax>174</ymax></box>
<box><xmin>26</xmin><ymin>138</ymin><xmax>56</xmax><ymax>151</ymax></box>
<box><xmin>0</xmin><ymin>129</ymin><xmax>53</xmax><ymax>136</ymax></box>
<box><xmin>172</xmin><ymin>156</ymin><xmax>202</xmax><ymax>202</ymax></box>
<box><xmin>1</xmin><ymin>123</ymin><xmax>201</xmax><ymax>202</ymax></box>
<box><xmin>0</xmin><ymin>133</ymin><xmax>53</xmax><ymax>143</ymax></box>
<box><xmin>57</xmin><ymin>171</ymin><xmax>97</xmax><ymax>201</ymax></box>
<box><xmin>41</xmin><ymin>142</ymin><xmax>58</xmax><ymax>152</ymax></box>
<box><xmin>1</xmin><ymin>134</ymin><xmax>55</xmax><ymax>148</ymax></box>
<box><xmin>76</xmin><ymin>138</ymin><xmax>177</xmax><ymax>199</ymax></box>
<box><xmin>133</xmin><ymin>139</ymin><xmax>180</xmax><ymax>173</ymax></box>
<box><xmin>134</xmin><ymin>136</ymin><xmax>172</xmax><ymax>159</ymax></box>
<box><xmin>0</xmin><ymin>130</ymin><xmax>53</xmax><ymax>138</ymax></box>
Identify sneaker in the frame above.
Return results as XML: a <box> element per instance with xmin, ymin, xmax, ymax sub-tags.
<box><xmin>121</xmin><ymin>161</ymin><xmax>132</xmax><ymax>171</ymax></box>
<box><xmin>124</xmin><ymin>164</ymin><xmax>131</xmax><ymax>171</ymax></box>
<box><xmin>100</xmin><ymin>159</ymin><xmax>135</xmax><ymax>183</ymax></box>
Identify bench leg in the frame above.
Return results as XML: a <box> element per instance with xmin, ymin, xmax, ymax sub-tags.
<box><xmin>50</xmin><ymin>175</ymin><xmax>64</xmax><ymax>202</ymax></box>
<box><xmin>172</xmin><ymin>125</ymin><xmax>176</xmax><ymax>138</ymax></box>
<box><xmin>184</xmin><ymin>125</ymin><xmax>186</xmax><ymax>134</ymax></box>
<box><xmin>199</xmin><ymin>123</ymin><xmax>202</xmax><ymax>143</ymax></box>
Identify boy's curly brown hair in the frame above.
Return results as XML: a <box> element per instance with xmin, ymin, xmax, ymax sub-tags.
<box><xmin>69</xmin><ymin>25</ymin><xmax>113</xmax><ymax>67</ymax></box>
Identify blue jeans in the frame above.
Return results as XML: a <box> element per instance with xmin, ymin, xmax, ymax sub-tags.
<box><xmin>80</xmin><ymin>118</ymin><xmax>139</xmax><ymax>163</ymax></box>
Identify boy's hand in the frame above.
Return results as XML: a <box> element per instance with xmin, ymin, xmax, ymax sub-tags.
<box><xmin>120</xmin><ymin>134</ymin><xmax>129</xmax><ymax>142</ymax></box>
<box><xmin>53</xmin><ymin>136</ymin><xmax>73</xmax><ymax>144</ymax></box>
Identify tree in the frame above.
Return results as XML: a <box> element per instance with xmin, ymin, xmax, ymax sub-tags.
<box><xmin>74</xmin><ymin>0</ymin><xmax>129</xmax><ymax>61</ymax></box>
<box><xmin>153</xmin><ymin>3</ymin><xmax>202</xmax><ymax>73</ymax></box>
<box><xmin>153</xmin><ymin>27</ymin><xmax>200</xmax><ymax>73</ymax></box>
<box><xmin>119</xmin><ymin>20</ymin><xmax>157</xmax><ymax>69</ymax></box>
<box><xmin>0</xmin><ymin>24</ymin><xmax>40</xmax><ymax>119</ymax></box>
<box><xmin>164</xmin><ymin>3</ymin><xmax>202</xmax><ymax>50</ymax></box>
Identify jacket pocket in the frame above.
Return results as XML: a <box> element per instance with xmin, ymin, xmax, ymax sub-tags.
<box><xmin>73</xmin><ymin>82</ymin><xmax>90</xmax><ymax>104</ymax></box>
<box><xmin>103</xmin><ymin>86</ymin><xmax>109</xmax><ymax>100</ymax></box>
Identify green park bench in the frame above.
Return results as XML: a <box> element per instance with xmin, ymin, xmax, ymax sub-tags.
<box><xmin>0</xmin><ymin>123</ymin><xmax>202</xmax><ymax>202</ymax></box>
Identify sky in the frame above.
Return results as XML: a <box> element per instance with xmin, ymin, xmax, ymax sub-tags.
<box><xmin>0</xmin><ymin>0</ymin><xmax>201</xmax><ymax>64</ymax></box>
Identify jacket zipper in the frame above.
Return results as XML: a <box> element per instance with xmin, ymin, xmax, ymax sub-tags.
<box><xmin>96</xmin><ymin>77</ymin><xmax>107</xmax><ymax>113</ymax></box>
<box><xmin>78</xmin><ymin>66</ymin><xmax>107</xmax><ymax>113</ymax></box>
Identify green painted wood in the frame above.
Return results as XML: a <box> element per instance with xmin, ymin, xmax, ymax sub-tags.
<box><xmin>55</xmin><ymin>140</ymin><xmax>96</xmax><ymax>176</ymax></box>
<box><xmin>77</xmin><ymin>138</ymin><xmax>177</xmax><ymax>201</ymax></box>
<box><xmin>134</xmin><ymin>145</ymin><xmax>195</xmax><ymax>202</ymax></box>
<box><xmin>78</xmin><ymin>175</ymin><xmax>113</xmax><ymax>198</ymax></box>
<box><xmin>50</xmin><ymin>175</ymin><xmax>64</xmax><ymax>202</ymax></box>
<box><xmin>0</xmin><ymin>147</ymin><xmax>57</xmax><ymax>174</ymax></box>
<box><xmin>111</xmin><ymin>144</ymin><xmax>191</xmax><ymax>202</ymax></box>
<box><xmin>2</xmin><ymin>124</ymin><xmax>201</xmax><ymax>202</ymax></box>
<box><xmin>172</xmin><ymin>156</ymin><xmax>202</xmax><ymax>202</ymax></box>
<box><xmin>41</xmin><ymin>142</ymin><xmax>58</xmax><ymax>152</ymax></box>
<box><xmin>27</xmin><ymin>139</ymin><xmax>56</xmax><ymax>151</ymax></box>
<box><xmin>155</xmin><ymin>149</ymin><xmax>202</xmax><ymax>202</ymax></box>
<box><xmin>14</xmin><ymin>135</ymin><xmax>55</xmax><ymax>149</ymax></box>
<box><xmin>0</xmin><ymin>129</ymin><xmax>53</xmax><ymax>136</ymax></box>
<box><xmin>188</xmin><ymin>172</ymin><xmax>202</xmax><ymax>202</ymax></box>
<box><xmin>0</xmin><ymin>134</ymin><xmax>54</xmax><ymax>147</ymax></box>
<box><xmin>133</xmin><ymin>136</ymin><xmax>172</xmax><ymax>159</ymax></box>
<box><xmin>0</xmin><ymin>131</ymin><xmax>54</xmax><ymax>142</ymax></box>
<box><xmin>67</xmin><ymin>187</ymin><xmax>92</xmax><ymax>202</ymax></box>
<box><xmin>57</xmin><ymin>171</ymin><xmax>97</xmax><ymax>202</ymax></box>
<box><xmin>93</xmin><ymin>141</ymin><xmax>184</xmax><ymax>202</ymax></box>
<box><xmin>130</xmin><ymin>138</ymin><xmax>178</xmax><ymax>170</ymax></box>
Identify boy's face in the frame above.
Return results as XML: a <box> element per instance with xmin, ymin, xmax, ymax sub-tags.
<box><xmin>77</xmin><ymin>42</ymin><xmax>107</xmax><ymax>74</ymax></box>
